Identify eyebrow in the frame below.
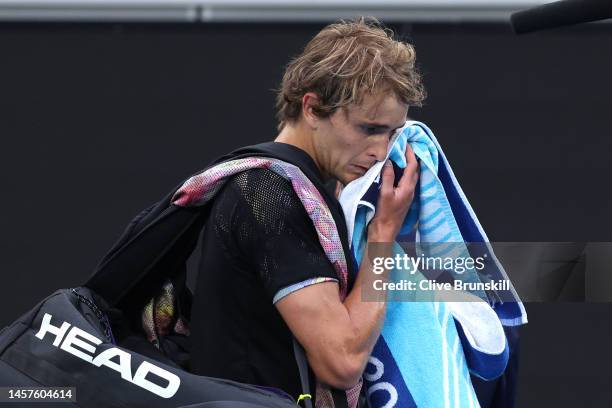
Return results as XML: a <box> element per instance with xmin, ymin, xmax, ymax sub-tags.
<box><xmin>359</xmin><ymin>121</ymin><xmax>405</xmax><ymax>130</ymax></box>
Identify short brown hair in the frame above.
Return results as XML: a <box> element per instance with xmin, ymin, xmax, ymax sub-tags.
<box><xmin>275</xmin><ymin>17</ymin><xmax>426</xmax><ymax>131</ymax></box>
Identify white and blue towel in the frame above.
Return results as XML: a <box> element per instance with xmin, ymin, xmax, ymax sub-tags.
<box><xmin>339</xmin><ymin>121</ymin><xmax>527</xmax><ymax>408</ymax></box>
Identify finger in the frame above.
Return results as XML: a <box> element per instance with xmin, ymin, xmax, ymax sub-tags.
<box><xmin>404</xmin><ymin>143</ymin><xmax>418</xmax><ymax>173</ymax></box>
<box><xmin>411</xmin><ymin>159</ymin><xmax>420</xmax><ymax>182</ymax></box>
<box><xmin>398</xmin><ymin>143</ymin><xmax>419</xmax><ymax>190</ymax></box>
<box><xmin>380</xmin><ymin>160</ymin><xmax>395</xmax><ymax>197</ymax></box>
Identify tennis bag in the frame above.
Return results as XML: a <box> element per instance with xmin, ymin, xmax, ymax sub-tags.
<box><xmin>0</xmin><ymin>287</ymin><xmax>298</xmax><ymax>408</ymax></box>
<box><xmin>0</xmin><ymin>142</ymin><xmax>350</xmax><ymax>408</ymax></box>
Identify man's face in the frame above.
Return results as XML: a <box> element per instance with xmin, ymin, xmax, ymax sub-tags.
<box><xmin>314</xmin><ymin>92</ymin><xmax>408</xmax><ymax>186</ymax></box>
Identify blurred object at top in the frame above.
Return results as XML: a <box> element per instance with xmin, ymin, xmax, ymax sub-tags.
<box><xmin>0</xmin><ymin>0</ymin><xmax>552</xmax><ymax>23</ymax></box>
<box><xmin>512</xmin><ymin>0</ymin><xmax>612</xmax><ymax>34</ymax></box>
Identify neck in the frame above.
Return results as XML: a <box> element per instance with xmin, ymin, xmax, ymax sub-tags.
<box><xmin>275</xmin><ymin>122</ymin><xmax>330</xmax><ymax>181</ymax></box>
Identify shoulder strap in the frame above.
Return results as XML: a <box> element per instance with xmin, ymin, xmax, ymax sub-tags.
<box><xmin>85</xmin><ymin>205</ymin><xmax>204</xmax><ymax>309</ymax></box>
<box><xmin>86</xmin><ymin>142</ymin><xmax>355</xmax><ymax>309</ymax></box>
<box><xmin>293</xmin><ymin>338</ymin><xmax>351</xmax><ymax>408</ymax></box>
<box><xmin>293</xmin><ymin>338</ymin><xmax>313</xmax><ymax>408</ymax></box>
<box><xmin>85</xmin><ymin>144</ymin><xmax>305</xmax><ymax>308</ymax></box>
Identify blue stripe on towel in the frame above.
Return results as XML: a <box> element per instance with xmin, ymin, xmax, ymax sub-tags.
<box><xmin>364</xmin><ymin>337</ymin><xmax>417</xmax><ymax>408</ymax></box>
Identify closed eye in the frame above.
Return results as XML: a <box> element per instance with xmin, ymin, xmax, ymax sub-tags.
<box><xmin>362</xmin><ymin>126</ymin><xmax>382</xmax><ymax>135</ymax></box>
<box><xmin>360</xmin><ymin>124</ymin><xmax>403</xmax><ymax>139</ymax></box>
<box><xmin>362</xmin><ymin>125</ymin><xmax>392</xmax><ymax>136</ymax></box>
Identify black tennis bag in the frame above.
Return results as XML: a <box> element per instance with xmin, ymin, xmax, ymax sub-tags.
<box><xmin>0</xmin><ymin>142</ymin><xmax>326</xmax><ymax>408</ymax></box>
<box><xmin>0</xmin><ymin>287</ymin><xmax>299</xmax><ymax>408</ymax></box>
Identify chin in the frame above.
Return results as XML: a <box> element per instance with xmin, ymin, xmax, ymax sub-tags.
<box><xmin>342</xmin><ymin>173</ymin><xmax>359</xmax><ymax>185</ymax></box>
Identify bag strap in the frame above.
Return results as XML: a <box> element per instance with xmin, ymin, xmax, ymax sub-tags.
<box><xmin>86</xmin><ymin>205</ymin><xmax>204</xmax><ymax>308</ymax></box>
<box><xmin>87</xmin><ymin>143</ymin><xmax>340</xmax><ymax>308</ymax></box>
<box><xmin>293</xmin><ymin>338</ymin><xmax>350</xmax><ymax>408</ymax></box>
<box><xmin>292</xmin><ymin>338</ymin><xmax>313</xmax><ymax>408</ymax></box>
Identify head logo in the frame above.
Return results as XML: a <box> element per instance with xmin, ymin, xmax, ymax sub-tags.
<box><xmin>34</xmin><ymin>313</ymin><xmax>180</xmax><ymax>399</ymax></box>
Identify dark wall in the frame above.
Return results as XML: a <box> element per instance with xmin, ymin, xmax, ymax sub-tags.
<box><xmin>1</xmin><ymin>22</ymin><xmax>611</xmax><ymax>406</ymax></box>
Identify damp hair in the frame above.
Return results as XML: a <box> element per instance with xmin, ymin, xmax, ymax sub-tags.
<box><xmin>275</xmin><ymin>17</ymin><xmax>426</xmax><ymax>131</ymax></box>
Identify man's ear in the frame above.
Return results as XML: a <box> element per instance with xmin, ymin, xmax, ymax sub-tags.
<box><xmin>301</xmin><ymin>92</ymin><xmax>321</xmax><ymax>129</ymax></box>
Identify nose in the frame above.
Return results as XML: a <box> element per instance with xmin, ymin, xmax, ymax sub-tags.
<box><xmin>366</xmin><ymin>135</ymin><xmax>390</xmax><ymax>163</ymax></box>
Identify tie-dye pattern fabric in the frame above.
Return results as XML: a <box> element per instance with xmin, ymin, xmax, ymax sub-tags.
<box><xmin>172</xmin><ymin>157</ymin><xmax>349</xmax><ymax>299</ymax></box>
<box><xmin>142</xmin><ymin>280</ymin><xmax>191</xmax><ymax>348</ymax></box>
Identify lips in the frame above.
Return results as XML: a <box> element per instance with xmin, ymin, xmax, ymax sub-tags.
<box><xmin>351</xmin><ymin>164</ymin><xmax>369</xmax><ymax>175</ymax></box>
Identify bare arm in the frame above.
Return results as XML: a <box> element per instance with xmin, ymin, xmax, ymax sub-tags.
<box><xmin>275</xmin><ymin>144</ymin><xmax>419</xmax><ymax>389</ymax></box>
